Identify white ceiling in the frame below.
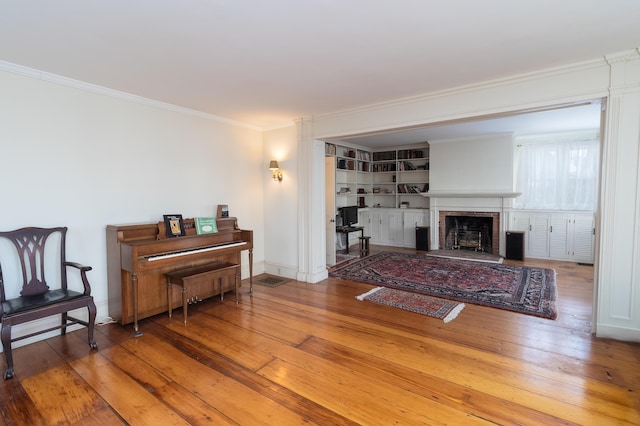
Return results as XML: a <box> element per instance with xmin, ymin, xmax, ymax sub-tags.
<box><xmin>0</xmin><ymin>1</ymin><xmax>638</xmax><ymax>143</ymax></box>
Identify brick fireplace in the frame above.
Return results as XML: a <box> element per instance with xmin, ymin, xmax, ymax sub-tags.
<box><xmin>438</xmin><ymin>211</ymin><xmax>500</xmax><ymax>255</ymax></box>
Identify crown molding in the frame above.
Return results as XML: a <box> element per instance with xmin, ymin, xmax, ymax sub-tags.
<box><xmin>605</xmin><ymin>48</ymin><xmax>640</xmax><ymax>64</ymax></box>
<box><xmin>0</xmin><ymin>60</ymin><xmax>263</xmax><ymax>132</ymax></box>
<box><xmin>313</xmin><ymin>56</ymin><xmax>609</xmax><ymax>122</ymax></box>
<box><xmin>261</xmin><ymin>120</ymin><xmax>297</xmax><ymax>131</ymax></box>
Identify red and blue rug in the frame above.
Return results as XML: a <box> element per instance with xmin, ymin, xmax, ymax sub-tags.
<box><xmin>356</xmin><ymin>287</ymin><xmax>464</xmax><ymax>322</ymax></box>
<box><xmin>332</xmin><ymin>251</ymin><xmax>558</xmax><ymax>319</ymax></box>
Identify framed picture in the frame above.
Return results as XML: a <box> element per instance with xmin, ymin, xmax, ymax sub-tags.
<box><xmin>216</xmin><ymin>204</ymin><xmax>229</xmax><ymax>218</ymax></box>
<box><xmin>163</xmin><ymin>214</ymin><xmax>186</xmax><ymax>237</ymax></box>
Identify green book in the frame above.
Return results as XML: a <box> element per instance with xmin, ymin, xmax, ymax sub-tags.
<box><xmin>194</xmin><ymin>217</ymin><xmax>218</xmax><ymax>235</ymax></box>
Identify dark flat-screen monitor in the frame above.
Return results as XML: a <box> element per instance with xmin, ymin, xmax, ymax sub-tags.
<box><xmin>340</xmin><ymin>206</ymin><xmax>359</xmax><ymax>227</ymax></box>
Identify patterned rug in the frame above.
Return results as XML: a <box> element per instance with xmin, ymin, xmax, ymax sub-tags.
<box><xmin>336</xmin><ymin>253</ymin><xmax>358</xmax><ymax>265</ymax></box>
<box><xmin>427</xmin><ymin>249</ymin><xmax>504</xmax><ymax>264</ymax></box>
<box><xmin>332</xmin><ymin>251</ymin><xmax>557</xmax><ymax>319</ymax></box>
<box><xmin>356</xmin><ymin>287</ymin><xmax>464</xmax><ymax>323</ymax></box>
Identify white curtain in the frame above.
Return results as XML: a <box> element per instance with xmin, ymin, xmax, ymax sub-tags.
<box><xmin>514</xmin><ymin>132</ymin><xmax>599</xmax><ymax>211</ymax></box>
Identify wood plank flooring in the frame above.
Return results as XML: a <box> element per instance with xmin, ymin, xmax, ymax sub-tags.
<box><xmin>0</xmin><ymin>247</ymin><xmax>638</xmax><ymax>425</ymax></box>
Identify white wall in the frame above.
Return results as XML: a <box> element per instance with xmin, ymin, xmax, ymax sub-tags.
<box><xmin>262</xmin><ymin>125</ymin><xmax>298</xmax><ymax>278</ymax></box>
<box><xmin>429</xmin><ymin>134</ymin><xmax>514</xmax><ymax>194</ymax></box>
<box><xmin>0</xmin><ymin>69</ymin><xmax>265</xmax><ymax>340</ymax></box>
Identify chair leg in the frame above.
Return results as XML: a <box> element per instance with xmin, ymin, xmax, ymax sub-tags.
<box><xmin>61</xmin><ymin>312</ymin><xmax>68</xmax><ymax>335</ymax></box>
<box><xmin>87</xmin><ymin>300</ymin><xmax>98</xmax><ymax>350</ymax></box>
<box><xmin>1</xmin><ymin>323</ymin><xmax>14</xmax><ymax>380</ymax></box>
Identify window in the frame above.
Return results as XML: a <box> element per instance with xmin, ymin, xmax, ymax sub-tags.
<box><xmin>514</xmin><ymin>132</ymin><xmax>599</xmax><ymax>211</ymax></box>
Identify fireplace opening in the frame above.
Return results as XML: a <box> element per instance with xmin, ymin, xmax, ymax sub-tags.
<box><xmin>439</xmin><ymin>211</ymin><xmax>500</xmax><ymax>255</ymax></box>
<box><xmin>444</xmin><ymin>216</ymin><xmax>492</xmax><ymax>252</ymax></box>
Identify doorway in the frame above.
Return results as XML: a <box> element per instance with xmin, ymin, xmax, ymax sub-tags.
<box><xmin>318</xmin><ymin>99</ymin><xmax>604</xmax><ymax>331</ymax></box>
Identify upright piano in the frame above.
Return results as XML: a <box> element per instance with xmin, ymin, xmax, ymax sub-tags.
<box><xmin>106</xmin><ymin>217</ymin><xmax>253</xmax><ymax>334</ymax></box>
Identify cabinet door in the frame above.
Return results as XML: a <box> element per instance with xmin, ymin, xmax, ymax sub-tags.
<box><xmin>369</xmin><ymin>210</ymin><xmax>382</xmax><ymax>244</ymax></box>
<box><xmin>388</xmin><ymin>210</ymin><xmax>404</xmax><ymax>245</ymax></box>
<box><xmin>358</xmin><ymin>210</ymin><xmax>371</xmax><ymax>241</ymax></box>
<box><xmin>571</xmin><ymin>214</ymin><xmax>595</xmax><ymax>263</ymax></box>
<box><xmin>549</xmin><ymin>214</ymin><xmax>569</xmax><ymax>260</ymax></box>
<box><xmin>402</xmin><ymin>211</ymin><xmax>426</xmax><ymax>248</ymax></box>
<box><xmin>377</xmin><ymin>210</ymin><xmax>402</xmax><ymax>246</ymax></box>
<box><xmin>511</xmin><ymin>212</ymin><xmax>531</xmax><ymax>233</ymax></box>
<box><xmin>528</xmin><ymin>214</ymin><xmax>550</xmax><ymax>259</ymax></box>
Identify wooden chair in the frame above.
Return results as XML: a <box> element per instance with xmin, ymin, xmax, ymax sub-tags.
<box><xmin>0</xmin><ymin>227</ymin><xmax>97</xmax><ymax>379</ymax></box>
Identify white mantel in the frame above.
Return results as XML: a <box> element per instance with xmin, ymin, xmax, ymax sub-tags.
<box><xmin>426</xmin><ymin>193</ymin><xmax>517</xmax><ymax>257</ymax></box>
<box><xmin>423</xmin><ymin>191</ymin><xmax>521</xmax><ymax>198</ymax></box>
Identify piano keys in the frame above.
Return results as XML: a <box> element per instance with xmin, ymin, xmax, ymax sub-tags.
<box><xmin>106</xmin><ymin>217</ymin><xmax>253</xmax><ymax>334</ymax></box>
<box><xmin>146</xmin><ymin>241</ymin><xmax>248</xmax><ymax>262</ymax></box>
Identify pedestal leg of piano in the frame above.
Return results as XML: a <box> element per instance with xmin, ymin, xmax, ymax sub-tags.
<box><xmin>249</xmin><ymin>248</ymin><xmax>253</xmax><ymax>294</ymax></box>
<box><xmin>132</xmin><ymin>273</ymin><xmax>142</xmax><ymax>337</ymax></box>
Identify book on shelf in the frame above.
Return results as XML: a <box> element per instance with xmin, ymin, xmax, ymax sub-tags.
<box><xmin>194</xmin><ymin>217</ymin><xmax>218</xmax><ymax>234</ymax></box>
<box><xmin>398</xmin><ymin>149</ymin><xmax>425</xmax><ymax>159</ymax></box>
<box><xmin>358</xmin><ymin>150</ymin><xmax>371</xmax><ymax>161</ymax></box>
<box><xmin>397</xmin><ymin>184</ymin><xmax>422</xmax><ymax>193</ymax></box>
<box><xmin>325</xmin><ymin>143</ymin><xmax>336</xmax><ymax>155</ymax></box>
<box><xmin>163</xmin><ymin>214</ymin><xmax>186</xmax><ymax>238</ymax></box>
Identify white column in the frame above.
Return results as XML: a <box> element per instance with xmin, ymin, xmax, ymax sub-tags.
<box><xmin>297</xmin><ymin>118</ymin><xmax>330</xmax><ymax>283</ymax></box>
<box><xmin>596</xmin><ymin>49</ymin><xmax>640</xmax><ymax>341</ymax></box>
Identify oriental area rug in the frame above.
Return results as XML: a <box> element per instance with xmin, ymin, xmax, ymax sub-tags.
<box><xmin>356</xmin><ymin>287</ymin><xmax>464</xmax><ymax>323</ymax></box>
<box><xmin>331</xmin><ymin>251</ymin><xmax>558</xmax><ymax>319</ymax></box>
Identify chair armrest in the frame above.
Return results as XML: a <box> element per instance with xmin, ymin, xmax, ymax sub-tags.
<box><xmin>64</xmin><ymin>261</ymin><xmax>92</xmax><ymax>272</ymax></box>
<box><xmin>64</xmin><ymin>262</ymin><xmax>93</xmax><ymax>295</ymax></box>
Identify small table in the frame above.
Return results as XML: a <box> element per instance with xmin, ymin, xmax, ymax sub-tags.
<box><xmin>336</xmin><ymin>226</ymin><xmax>364</xmax><ymax>254</ymax></box>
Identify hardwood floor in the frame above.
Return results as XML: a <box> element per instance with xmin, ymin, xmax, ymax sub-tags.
<box><xmin>1</xmin><ymin>247</ymin><xmax>638</xmax><ymax>425</ymax></box>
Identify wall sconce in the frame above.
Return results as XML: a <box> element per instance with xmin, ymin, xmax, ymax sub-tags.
<box><xmin>269</xmin><ymin>160</ymin><xmax>283</xmax><ymax>182</ymax></box>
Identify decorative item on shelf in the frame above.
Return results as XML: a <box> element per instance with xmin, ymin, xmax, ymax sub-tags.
<box><xmin>338</xmin><ymin>187</ymin><xmax>352</xmax><ymax>195</ymax></box>
<box><xmin>269</xmin><ymin>160</ymin><xmax>283</xmax><ymax>182</ymax></box>
<box><xmin>216</xmin><ymin>204</ymin><xmax>229</xmax><ymax>218</ymax></box>
<box><xmin>357</xmin><ymin>188</ymin><xmax>366</xmax><ymax>194</ymax></box>
<box><xmin>163</xmin><ymin>214</ymin><xmax>186</xmax><ymax>238</ymax></box>
<box><xmin>400</xmin><ymin>202</ymin><xmax>410</xmax><ymax>209</ymax></box>
<box><xmin>359</xmin><ymin>197</ymin><xmax>366</xmax><ymax>208</ymax></box>
<box><xmin>194</xmin><ymin>217</ymin><xmax>218</xmax><ymax>234</ymax></box>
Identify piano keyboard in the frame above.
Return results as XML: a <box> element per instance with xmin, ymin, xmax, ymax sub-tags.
<box><xmin>146</xmin><ymin>241</ymin><xmax>248</xmax><ymax>262</ymax></box>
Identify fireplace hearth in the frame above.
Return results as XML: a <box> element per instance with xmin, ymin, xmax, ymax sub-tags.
<box><xmin>439</xmin><ymin>211</ymin><xmax>500</xmax><ymax>255</ymax></box>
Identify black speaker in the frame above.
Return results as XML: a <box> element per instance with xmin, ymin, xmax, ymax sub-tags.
<box><xmin>416</xmin><ymin>226</ymin><xmax>429</xmax><ymax>251</ymax></box>
<box><xmin>505</xmin><ymin>231</ymin><xmax>525</xmax><ymax>260</ymax></box>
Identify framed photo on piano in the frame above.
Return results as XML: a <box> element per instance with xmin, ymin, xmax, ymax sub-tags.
<box><xmin>163</xmin><ymin>214</ymin><xmax>186</xmax><ymax>237</ymax></box>
<box><xmin>216</xmin><ymin>204</ymin><xmax>229</xmax><ymax>218</ymax></box>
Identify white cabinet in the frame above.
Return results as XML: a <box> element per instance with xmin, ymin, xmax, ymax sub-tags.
<box><xmin>569</xmin><ymin>214</ymin><xmax>595</xmax><ymax>263</ymax></box>
<box><xmin>367</xmin><ymin>208</ymin><xmax>427</xmax><ymax>248</ymax></box>
<box><xmin>379</xmin><ymin>209</ymin><xmax>402</xmax><ymax>246</ymax></box>
<box><xmin>402</xmin><ymin>210</ymin><xmax>426</xmax><ymax>248</ymax></box>
<box><xmin>549</xmin><ymin>214</ymin><xmax>569</xmax><ymax>259</ymax></box>
<box><xmin>510</xmin><ymin>211</ymin><xmax>594</xmax><ymax>262</ymax></box>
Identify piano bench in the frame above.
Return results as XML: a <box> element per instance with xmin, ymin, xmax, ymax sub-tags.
<box><xmin>165</xmin><ymin>261</ymin><xmax>240</xmax><ymax>324</ymax></box>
